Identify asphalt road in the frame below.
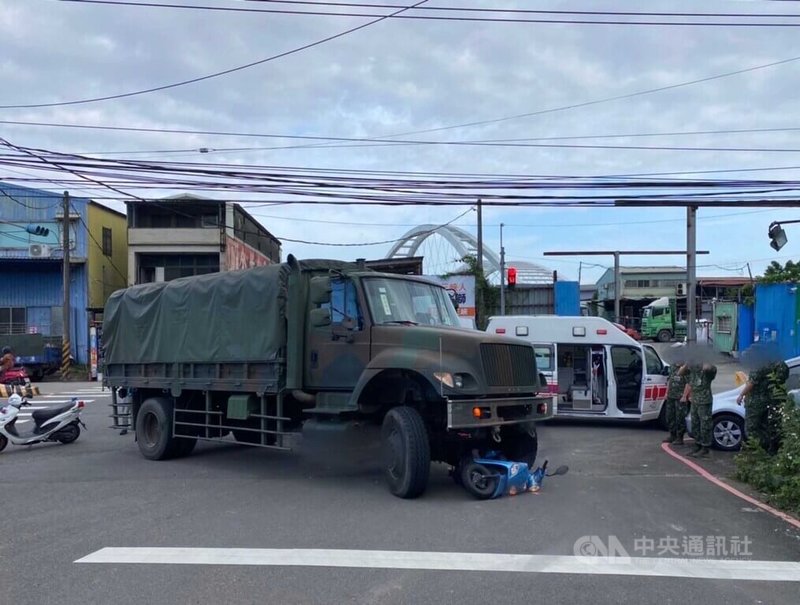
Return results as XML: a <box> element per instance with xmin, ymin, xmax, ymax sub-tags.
<box><xmin>1</xmin><ymin>382</ymin><xmax>798</xmax><ymax>605</ymax></box>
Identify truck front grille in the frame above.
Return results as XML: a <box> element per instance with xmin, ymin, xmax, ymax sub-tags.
<box><xmin>480</xmin><ymin>344</ymin><xmax>537</xmax><ymax>387</ymax></box>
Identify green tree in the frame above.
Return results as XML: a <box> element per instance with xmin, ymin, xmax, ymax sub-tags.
<box><xmin>758</xmin><ymin>260</ymin><xmax>800</xmax><ymax>284</ymax></box>
<box><xmin>442</xmin><ymin>255</ymin><xmax>499</xmax><ymax>329</ymax></box>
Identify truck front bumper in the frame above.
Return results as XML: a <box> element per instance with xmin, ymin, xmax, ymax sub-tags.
<box><xmin>446</xmin><ymin>396</ymin><xmax>553</xmax><ymax>430</ymax></box>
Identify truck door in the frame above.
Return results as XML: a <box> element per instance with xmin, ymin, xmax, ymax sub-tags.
<box><xmin>642</xmin><ymin>345</ymin><xmax>668</xmax><ymax>418</ymax></box>
<box><xmin>306</xmin><ymin>277</ymin><xmax>371</xmax><ymax>389</ymax></box>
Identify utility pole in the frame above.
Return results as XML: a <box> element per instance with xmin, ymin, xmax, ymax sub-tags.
<box><xmin>686</xmin><ymin>206</ymin><xmax>697</xmax><ymax>343</ymax></box>
<box><xmin>61</xmin><ymin>191</ymin><xmax>71</xmax><ymax>380</ymax></box>
<box><xmin>613</xmin><ymin>251</ymin><xmax>621</xmax><ymax>323</ymax></box>
<box><xmin>476</xmin><ymin>198</ymin><xmax>484</xmax><ymax>327</ymax></box>
<box><xmin>499</xmin><ymin>222</ymin><xmax>506</xmax><ymax>315</ymax></box>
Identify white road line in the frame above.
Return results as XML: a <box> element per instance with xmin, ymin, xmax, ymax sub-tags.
<box><xmin>75</xmin><ymin>548</ymin><xmax>800</xmax><ymax>582</ymax></box>
<box><xmin>40</xmin><ymin>393</ymin><xmax>105</xmax><ymax>397</ymax></box>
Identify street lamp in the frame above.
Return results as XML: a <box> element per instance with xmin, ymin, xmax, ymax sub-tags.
<box><xmin>769</xmin><ymin>223</ymin><xmax>787</xmax><ymax>251</ymax></box>
<box><xmin>768</xmin><ymin>220</ymin><xmax>800</xmax><ymax>251</ymax></box>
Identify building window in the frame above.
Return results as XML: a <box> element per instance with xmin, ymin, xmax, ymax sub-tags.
<box><xmin>0</xmin><ymin>307</ymin><xmax>27</xmax><ymax>335</ymax></box>
<box><xmin>136</xmin><ymin>253</ymin><xmax>220</xmax><ymax>284</ymax></box>
<box><xmin>717</xmin><ymin>315</ymin><xmax>732</xmax><ymax>334</ymax></box>
<box><xmin>102</xmin><ymin>227</ymin><xmax>112</xmax><ymax>256</ymax></box>
<box><xmin>624</xmin><ymin>279</ymin><xmax>651</xmax><ymax>288</ymax></box>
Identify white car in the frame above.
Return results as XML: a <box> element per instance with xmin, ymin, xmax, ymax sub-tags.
<box><xmin>687</xmin><ymin>355</ymin><xmax>800</xmax><ymax>451</ymax></box>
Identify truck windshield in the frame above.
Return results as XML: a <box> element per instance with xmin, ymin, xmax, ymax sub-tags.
<box><xmin>643</xmin><ymin>308</ymin><xmax>653</xmax><ymax>318</ymax></box>
<box><xmin>364</xmin><ymin>278</ymin><xmax>461</xmax><ymax>327</ymax></box>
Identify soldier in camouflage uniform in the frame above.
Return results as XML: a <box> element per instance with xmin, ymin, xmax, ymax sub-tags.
<box><xmin>737</xmin><ymin>360</ymin><xmax>789</xmax><ymax>454</ymax></box>
<box><xmin>681</xmin><ymin>362</ymin><xmax>717</xmax><ymax>457</ymax></box>
<box><xmin>662</xmin><ymin>359</ymin><xmax>688</xmax><ymax>445</ymax></box>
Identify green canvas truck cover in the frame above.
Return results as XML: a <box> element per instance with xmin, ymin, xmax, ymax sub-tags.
<box><xmin>103</xmin><ymin>258</ymin><xmax>365</xmax><ymax>365</ymax></box>
<box><xmin>103</xmin><ymin>263</ymin><xmax>291</xmax><ymax>364</ymax></box>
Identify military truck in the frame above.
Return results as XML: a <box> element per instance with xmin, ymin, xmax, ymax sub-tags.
<box><xmin>104</xmin><ymin>256</ymin><xmax>552</xmax><ymax>498</ymax></box>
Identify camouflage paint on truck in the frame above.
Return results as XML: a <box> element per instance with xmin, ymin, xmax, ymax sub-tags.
<box><xmin>104</xmin><ymin>256</ymin><xmax>552</xmax><ymax>498</ymax></box>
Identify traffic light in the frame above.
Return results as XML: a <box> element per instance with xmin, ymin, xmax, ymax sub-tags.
<box><xmin>769</xmin><ymin>222</ymin><xmax>787</xmax><ymax>251</ymax></box>
<box><xmin>26</xmin><ymin>224</ymin><xmax>50</xmax><ymax>237</ymax></box>
<box><xmin>507</xmin><ymin>266</ymin><xmax>517</xmax><ymax>289</ymax></box>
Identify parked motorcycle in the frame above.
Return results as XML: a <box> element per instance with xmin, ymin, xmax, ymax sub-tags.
<box><xmin>0</xmin><ymin>366</ymin><xmax>32</xmax><ymax>387</ymax></box>
<box><xmin>0</xmin><ymin>394</ymin><xmax>86</xmax><ymax>453</ymax></box>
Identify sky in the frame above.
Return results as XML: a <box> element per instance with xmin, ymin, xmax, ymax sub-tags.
<box><xmin>2</xmin><ymin>0</ymin><xmax>800</xmax><ymax>284</ymax></box>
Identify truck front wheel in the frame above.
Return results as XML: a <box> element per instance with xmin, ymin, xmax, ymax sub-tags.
<box><xmin>381</xmin><ymin>406</ymin><xmax>431</xmax><ymax>499</ymax></box>
<box><xmin>657</xmin><ymin>329</ymin><xmax>672</xmax><ymax>343</ymax></box>
<box><xmin>136</xmin><ymin>397</ymin><xmax>178</xmax><ymax>460</ymax></box>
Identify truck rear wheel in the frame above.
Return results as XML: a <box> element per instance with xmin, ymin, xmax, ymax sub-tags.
<box><xmin>381</xmin><ymin>406</ymin><xmax>430</xmax><ymax>499</ymax></box>
<box><xmin>136</xmin><ymin>397</ymin><xmax>179</xmax><ymax>460</ymax></box>
<box><xmin>657</xmin><ymin>329</ymin><xmax>672</xmax><ymax>343</ymax></box>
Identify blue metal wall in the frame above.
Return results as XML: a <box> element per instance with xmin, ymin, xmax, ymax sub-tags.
<box><xmin>554</xmin><ymin>281</ymin><xmax>580</xmax><ymax>316</ymax></box>
<box><xmin>737</xmin><ymin>304</ymin><xmax>755</xmax><ymax>352</ymax></box>
<box><xmin>753</xmin><ymin>283</ymin><xmax>800</xmax><ymax>360</ymax></box>
<box><xmin>0</xmin><ymin>262</ymin><xmax>89</xmax><ymax>364</ymax></box>
<box><xmin>1</xmin><ymin>183</ymin><xmax>91</xmax><ymax>364</ymax></box>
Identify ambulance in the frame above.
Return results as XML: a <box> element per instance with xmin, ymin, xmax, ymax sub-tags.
<box><xmin>486</xmin><ymin>315</ymin><xmax>671</xmax><ymax>424</ymax></box>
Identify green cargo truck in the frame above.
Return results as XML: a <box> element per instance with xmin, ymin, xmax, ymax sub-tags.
<box><xmin>641</xmin><ymin>297</ymin><xmax>688</xmax><ymax>342</ymax></box>
<box><xmin>104</xmin><ymin>256</ymin><xmax>552</xmax><ymax>498</ymax></box>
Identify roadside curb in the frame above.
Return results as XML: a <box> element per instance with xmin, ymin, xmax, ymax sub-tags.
<box><xmin>0</xmin><ymin>384</ymin><xmax>40</xmax><ymax>397</ymax></box>
<box><xmin>660</xmin><ymin>442</ymin><xmax>800</xmax><ymax>530</ymax></box>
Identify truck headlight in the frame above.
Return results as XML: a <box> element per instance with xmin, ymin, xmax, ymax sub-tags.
<box><xmin>434</xmin><ymin>372</ymin><xmax>455</xmax><ymax>388</ymax></box>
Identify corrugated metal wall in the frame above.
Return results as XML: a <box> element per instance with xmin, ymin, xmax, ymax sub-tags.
<box><xmin>754</xmin><ymin>284</ymin><xmax>800</xmax><ymax>359</ymax></box>
<box><xmin>554</xmin><ymin>281</ymin><xmax>580</xmax><ymax>316</ymax></box>
<box><xmin>497</xmin><ymin>286</ymin><xmax>555</xmax><ymax>316</ymax></box>
<box><xmin>1</xmin><ymin>184</ymin><xmax>92</xmax><ymax>364</ymax></box>
<box><xmin>0</xmin><ymin>261</ymin><xmax>89</xmax><ymax>364</ymax></box>
<box><xmin>737</xmin><ymin>304</ymin><xmax>754</xmax><ymax>352</ymax></box>
<box><xmin>0</xmin><ymin>183</ymin><xmax>89</xmax><ymax>259</ymax></box>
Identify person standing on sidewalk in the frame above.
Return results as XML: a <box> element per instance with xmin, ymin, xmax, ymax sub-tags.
<box><xmin>737</xmin><ymin>359</ymin><xmax>789</xmax><ymax>454</ymax></box>
<box><xmin>662</xmin><ymin>357</ymin><xmax>688</xmax><ymax>445</ymax></box>
<box><xmin>681</xmin><ymin>362</ymin><xmax>718</xmax><ymax>458</ymax></box>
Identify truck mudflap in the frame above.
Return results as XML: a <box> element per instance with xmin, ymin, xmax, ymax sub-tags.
<box><xmin>446</xmin><ymin>396</ymin><xmax>553</xmax><ymax>430</ymax></box>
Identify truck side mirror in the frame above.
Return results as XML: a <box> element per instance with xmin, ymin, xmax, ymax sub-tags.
<box><xmin>310</xmin><ymin>308</ymin><xmax>331</xmax><ymax>327</ymax></box>
<box><xmin>309</xmin><ymin>276</ymin><xmax>331</xmax><ymax>305</ymax></box>
<box><xmin>662</xmin><ymin>365</ymin><xmax>671</xmax><ymax>376</ymax></box>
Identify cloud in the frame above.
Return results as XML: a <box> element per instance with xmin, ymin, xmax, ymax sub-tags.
<box><xmin>1</xmin><ymin>0</ymin><xmax>799</xmax><ymax>283</ymax></box>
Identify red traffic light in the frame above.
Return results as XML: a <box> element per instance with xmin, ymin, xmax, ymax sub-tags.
<box><xmin>507</xmin><ymin>267</ymin><xmax>517</xmax><ymax>287</ymax></box>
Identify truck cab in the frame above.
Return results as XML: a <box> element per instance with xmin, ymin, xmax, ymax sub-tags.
<box><xmin>641</xmin><ymin>297</ymin><xmax>688</xmax><ymax>343</ymax></box>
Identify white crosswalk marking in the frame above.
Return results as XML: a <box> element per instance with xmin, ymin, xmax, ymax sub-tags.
<box><xmin>74</xmin><ymin>548</ymin><xmax>800</xmax><ymax>582</ymax></box>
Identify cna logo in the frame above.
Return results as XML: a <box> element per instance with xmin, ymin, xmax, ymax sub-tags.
<box><xmin>573</xmin><ymin>535</ymin><xmax>631</xmax><ymax>558</ymax></box>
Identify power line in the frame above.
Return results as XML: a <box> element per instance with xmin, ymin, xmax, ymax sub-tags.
<box><xmin>1</xmin><ymin>1</ymin><xmax>428</xmax><ymax>109</ymax></box>
<box><xmin>61</xmin><ymin>0</ymin><xmax>800</xmax><ymax>25</ymax></box>
<box><xmin>0</xmin><ymin>184</ymin><xmax>62</xmax><ymax>210</ymax></box>
<box><xmin>363</xmin><ymin>55</ymin><xmax>800</xmax><ymax>142</ymax></box>
<box><xmin>67</xmin><ymin>0</ymin><xmax>800</xmax><ymax>18</ymax></box>
<box><xmin>275</xmin><ymin>205</ymin><xmax>473</xmax><ymax>245</ymax></box>
<box><xmin>2</xmin><ymin>50</ymin><xmax>798</xmax><ymax>150</ymax></box>
<box><xmin>70</xmin><ymin>201</ymin><xmax>128</xmax><ymax>282</ymax></box>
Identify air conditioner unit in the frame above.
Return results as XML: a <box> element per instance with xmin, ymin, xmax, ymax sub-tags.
<box><xmin>676</xmin><ymin>283</ymin><xmax>687</xmax><ymax>296</ymax></box>
<box><xmin>28</xmin><ymin>244</ymin><xmax>51</xmax><ymax>258</ymax></box>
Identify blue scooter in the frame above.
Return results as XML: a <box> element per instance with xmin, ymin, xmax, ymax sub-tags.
<box><xmin>458</xmin><ymin>453</ymin><xmax>569</xmax><ymax>500</ymax></box>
